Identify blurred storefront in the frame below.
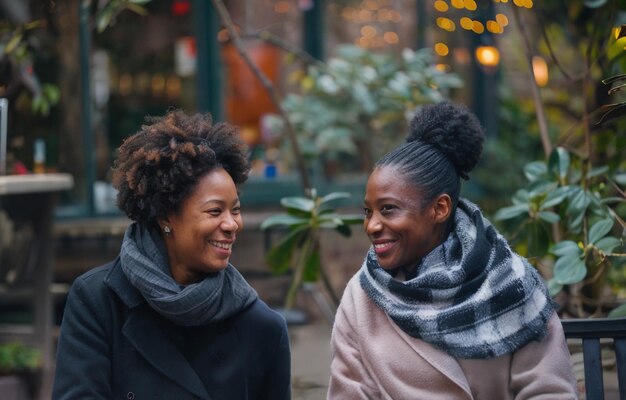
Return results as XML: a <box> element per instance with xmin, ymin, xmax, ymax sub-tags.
<box><xmin>1</xmin><ymin>0</ymin><xmax>506</xmax><ymax>218</ymax></box>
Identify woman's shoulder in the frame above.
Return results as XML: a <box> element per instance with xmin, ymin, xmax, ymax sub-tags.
<box><xmin>237</xmin><ymin>298</ymin><xmax>288</xmax><ymax>332</ymax></box>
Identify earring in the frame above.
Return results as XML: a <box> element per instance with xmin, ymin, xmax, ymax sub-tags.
<box><xmin>163</xmin><ymin>226</ymin><xmax>171</xmax><ymax>235</ymax></box>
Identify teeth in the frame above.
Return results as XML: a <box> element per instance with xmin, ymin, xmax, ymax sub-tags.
<box><xmin>374</xmin><ymin>242</ymin><xmax>392</xmax><ymax>249</ymax></box>
<box><xmin>209</xmin><ymin>241</ymin><xmax>232</xmax><ymax>250</ymax></box>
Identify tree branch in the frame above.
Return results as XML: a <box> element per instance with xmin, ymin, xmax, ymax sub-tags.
<box><xmin>210</xmin><ymin>0</ymin><xmax>312</xmax><ymax>192</ymax></box>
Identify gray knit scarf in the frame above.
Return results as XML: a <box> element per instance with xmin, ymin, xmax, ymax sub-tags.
<box><xmin>360</xmin><ymin>198</ymin><xmax>554</xmax><ymax>359</ymax></box>
<box><xmin>120</xmin><ymin>222</ymin><xmax>257</xmax><ymax>326</ymax></box>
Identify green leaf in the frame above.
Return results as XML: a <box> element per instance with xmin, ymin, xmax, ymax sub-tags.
<box><xmin>538</xmin><ymin>211</ymin><xmax>560</xmax><ymax>224</ymax></box>
<box><xmin>540</xmin><ymin>186</ymin><xmax>570</xmax><ymax>209</ymax></box>
<box><xmin>337</xmin><ymin>214</ymin><xmax>365</xmax><ymax>224</ymax></box>
<box><xmin>260</xmin><ymin>214</ymin><xmax>309</xmax><ymax>230</ymax></box>
<box><xmin>548</xmin><ymin>147</ymin><xmax>570</xmax><ymax>181</ymax></box>
<box><xmin>281</xmin><ymin>196</ymin><xmax>315</xmax><ymax>213</ymax></box>
<box><xmin>588</xmin><ymin>218</ymin><xmax>614</xmax><ymax>244</ymax></box>
<box><xmin>319</xmin><ymin>192</ymin><xmax>351</xmax><ymax>205</ymax></box>
<box><xmin>494</xmin><ymin>204</ymin><xmax>529</xmax><ymax>221</ymax></box>
<box><xmin>600</xmin><ymin>197</ymin><xmax>626</xmax><ymax>205</ymax></box>
<box><xmin>608</xmin><ymin>303</ymin><xmax>626</xmax><ymax>318</ymax></box>
<box><xmin>319</xmin><ymin>213</ymin><xmax>364</xmax><ymax>225</ymax></box>
<box><xmin>587</xmin><ymin>165</ymin><xmax>609</xmax><ymax>178</ymax></box>
<box><xmin>584</xmin><ymin>0</ymin><xmax>608</xmax><ymax>8</ymax></box>
<box><xmin>595</xmin><ymin>236</ymin><xmax>621</xmax><ymax>254</ymax></box>
<box><xmin>615</xmin><ymin>173</ymin><xmax>626</xmax><ymax>185</ymax></box>
<box><xmin>125</xmin><ymin>3</ymin><xmax>150</xmax><ymax>15</ymax></box>
<box><xmin>568</xmin><ymin>209</ymin><xmax>585</xmax><ymax>233</ymax></box>
<box><xmin>523</xmin><ymin>161</ymin><xmax>547</xmax><ymax>182</ymax></box>
<box><xmin>553</xmin><ymin>255</ymin><xmax>587</xmax><ymax>285</ymax></box>
<box><xmin>547</xmin><ymin>278</ymin><xmax>564</xmax><ymax>297</ymax></box>
<box><xmin>266</xmin><ymin>227</ymin><xmax>308</xmax><ymax>274</ymax></box>
<box><xmin>528</xmin><ymin>180</ymin><xmax>557</xmax><ymax>198</ymax></box>
<box><xmin>334</xmin><ymin>223</ymin><xmax>352</xmax><ymax>237</ymax></box>
<box><xmin>5</xmin><ymin>33</ymin><xmax>22</xmax><ymax>54</ymax></box>
<box><xmin>550</xmin><ymin>241</ymin><xmax>582</xmax><ymax>257</ymax></box>
<box><xmin>566</xmin><ymin>187</ymin><xmax>590</xmax><ymax>214</ymax></box>
<box><xmin>303</xmin><ymin>247</ymin><xmax>321</xmax><ymax>282</ymax></box>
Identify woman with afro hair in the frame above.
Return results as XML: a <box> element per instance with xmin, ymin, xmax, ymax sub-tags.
<box><xmin>53</xmin><ymin>111</ymin><xmax>291</xmax><ymax>399</ymax></box>
<box><xmin>328</xmin><ymin>102</ymin><xmax>577</xmax><ymax>399</ymax></box>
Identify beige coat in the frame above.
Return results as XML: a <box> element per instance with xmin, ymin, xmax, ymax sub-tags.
<box><xmin>328</xmin><ymin>274</ymin><xmax>578</xmax><ymax>400</ymax></box>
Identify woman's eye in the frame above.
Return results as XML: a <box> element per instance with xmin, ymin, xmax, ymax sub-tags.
<box><xmin>232</xmin><ymin>206</ymin><xmax>241</xmax><ymax>215</ymax></box>
<box><xmin>363</xmin><ymin>208</ymin><xmax>371</xmax><ymax>217</ymax></box>
<box><xmin>207</xmin><ymin>209</ymin><xmax>221</xmax><ymax>216</ymax></box>
<box><xmin>381</xmin><ymin>205</ymin><xmax>395</xmax><ymax>213</ymax></box>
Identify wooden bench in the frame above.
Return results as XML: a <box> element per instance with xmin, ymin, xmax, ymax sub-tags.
<box><xmin>562</xmin><ymin>317</ymin><xmax>626</xmax><ymax>400</ymax></box>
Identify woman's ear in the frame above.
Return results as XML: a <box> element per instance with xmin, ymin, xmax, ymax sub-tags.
<box><xmin>432</xmin><ymin>194</ymin><xmax>452</xmax><ymax>223</ymax></box>
<box><xmin>157</xmin><ymin>216</ymin><xmax>171</xmax><ymax>231</ymax></box>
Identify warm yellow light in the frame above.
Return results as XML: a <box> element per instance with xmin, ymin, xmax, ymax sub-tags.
<box><xmin>357</xmin><ymin>36</ymin><xmax>371</xmax><ymax>48</ymax></box>
<box><xmin>615</xmin><ymin>25</ymin><xmax>626</xmax><ymax>39</ymax></box>
<box><xmin>151</xmin><ymin>74</ymin><xmax>166</xmax><ymax>96</ymax></box>
<box><xmin>383</xmin><ymin>31</ymin><xmax>399</xmax><ymax>44</ymax></box>
<box><xmin>451</xmin><ymin>0</ymin><xmax>465</xmax><ymax>9</ymax></box>
<box><xmin>434</xmin><ymin>42</ymin><xmax>450</xmax><ymax>56</ymax></box>
<box><xmin>496</xmin><ymin>13</ymin><xmax>509</xmax><ymax>26</ymax></box>
<box><xmin>119</xmin><ymin>73</ymin><xmax>133</xmax><ymax>96</ymax></box>
<box><xmin>487</xmin><ymin>21</ymin><xmax>503</xmax><ymax>34</ymax></box>
<box><xmin>378</xmin><ymin>9</ymin><xmax>390</xmax><ymax>22</ymax></box>
<box><xmin>435</xmin><ymin>64</ymin><xmax>450</xmax><ymax>72</ymax></box>
<box><xmin>460</xmin><ymin>17</ymin><xmax>473</xmax><ymax>30</ymax></box>
<box><xmin>437</xmin><ymin>17</ymin><xmax>456</xmax><ymax>32</ymax></box>
<box><xmin>361</xmin><ymin>25</ymin><xmax>377</xmax><ymax>38</ymax></box>
<box><xmin>364</xmin><ymin>0</ymin><xmax>379</xmax><ymax>10</ymax></box>
<box><xmin>434</xmin><ymin>0</ymin><xmax>449</xmax><ymax>12</ymax></box>
<box><xmin>475</xmin><ymin>46</ymin><xmax>500</xmax><ymax>67</ymax></box>
<box><xmin>532</xmin><ymin>56</ymin><xmax>548</xmax><ymax>87</ymax></box>
<box><xmin>465</xmin><ymin>0</ymin><xmax>477</xmax><ymax>11</ymax></box>
<box><xmin>166</xmin><ymin>76</ymin><xmax>181</xmax><ymax>98</ymax></box>
<box><xmin>472</xmin><ymin>21</ymin><xmax>485</xmax><ymax>34</ymax></box>
<box><xmin>389</xmin><ymin>10</ymin><xmax>402</xmax><ymax>22</ymax></box>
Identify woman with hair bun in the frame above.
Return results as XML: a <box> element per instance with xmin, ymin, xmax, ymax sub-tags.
<box><xmin>53</xmin><ymin>111</ymin><xmax>291</xmax><ymax>399</ymax></box>
<box><xmin>328</xmin><ymin>102</ymin><xmax>577</xmax><ymax>399</ymax></box>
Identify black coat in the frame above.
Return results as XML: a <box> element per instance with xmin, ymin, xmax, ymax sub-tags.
<box><xmin>52</xmin><ymin>258</ymin><xmax>291</xmax><ymax>400</ymax></box>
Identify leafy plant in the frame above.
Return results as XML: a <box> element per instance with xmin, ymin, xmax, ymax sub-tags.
<box><xmin>0</xmin><ymin>342</ymin><xmax>41</xmax><ymax>375</ymax></box>
<box><xmin>495</xmin><ymin>147</ymin><xmax>625</xmax><ymax>317</ymax></box>
<box><xmin>260</xmin><ymin>189</ymin><xmax>363</xmax><ymax>310</ymax></box>
<box><xmin>266</xmin><ymin>45</ymin><xmax>463</xmax><ymax>172</ymax></box>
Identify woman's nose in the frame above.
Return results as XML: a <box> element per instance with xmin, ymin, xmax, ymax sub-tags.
<box><xmin>365</xmin><ymin>215</ymin><xmax>382</xmax><ymax>235</ymax></box>
<box><xmin>221</xmin><ymin>213</ymin><xmax>240</xmax><ymax>232</ymax></box>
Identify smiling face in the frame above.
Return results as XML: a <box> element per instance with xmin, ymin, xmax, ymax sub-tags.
<box><xmin>159</xmin><ymin>168</ymin><xmax>243</xmax><ymax>285</ymax></box>
<box><xmin>363</xmin><ymin>166</ymin><xmax>451</xmax><ymax>272</ymax></box>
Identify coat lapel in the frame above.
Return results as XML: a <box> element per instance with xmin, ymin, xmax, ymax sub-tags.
<box><xmin>123</xmin><ymin>307</ymin><xmax>211</xmax><ymax>399</ymax></box>
<box><xmin>387</xmin><ymin>315</ymin><xmax>473</xmax><ymax>399</ymax></box>
<box><xmin>105</xmin><ymin>258</ymin><xmax>211</xmax><ymax>399</ymax></box>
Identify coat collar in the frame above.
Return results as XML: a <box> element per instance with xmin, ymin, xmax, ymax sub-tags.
<box><xmin>104</xmin><ymin>257</ymin><xmax>212</xmax><ymax>399</ymax></box>
<box><xmin>387</xmin><ymin>314</ymin><xmax>473</xmax><ymax>399</ymax></box>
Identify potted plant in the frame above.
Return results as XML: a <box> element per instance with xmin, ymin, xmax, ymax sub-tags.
<box><xmin>0</xmin><ymin>341</ymin><xmax>41</xmax><ymax>400</ymax></box>
<box><xmin>260</xmin><ymin>189</ymin><xmax>363</xmax><ymax>322</ymax></box>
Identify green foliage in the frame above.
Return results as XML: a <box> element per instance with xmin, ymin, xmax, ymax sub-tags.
<box><xmin>266</xmin><ymin>45</ymin><xmax>463</xmax><ymax>171</ymax></box>
<box><xmin>261</xmin><ymin>189</ymin><xmax>363</xmax><ymax>309</ymax></box>
<box><xmin>0</xmin><ymin>342</ymin><xmax>41</xmax><ymax>375</ymax></box>
<box><xmin>95</xmin><ymin>0</ymin><xmax>151</xmax><ymax>33</ymax></box>
<box><xmin>495</xmin><ymin>147</ymin><xmax>625</xmax><ymax>310</ymax></box>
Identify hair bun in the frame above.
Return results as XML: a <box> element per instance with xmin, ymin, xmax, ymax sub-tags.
<box><xmin>407</xmin><ymin>101</ymin><xmax>484</xmax><ymax>179</ymax></box>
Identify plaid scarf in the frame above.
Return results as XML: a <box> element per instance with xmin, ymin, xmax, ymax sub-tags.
<box><xmin>360</xmin><ymin>199</ymin><xmax>554</xmax><ymax>359</ymax></box>
<box><xmin>120</xmin><ymin>222</ymin><xmax>257</xmax><ymax>326</ymax></box>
